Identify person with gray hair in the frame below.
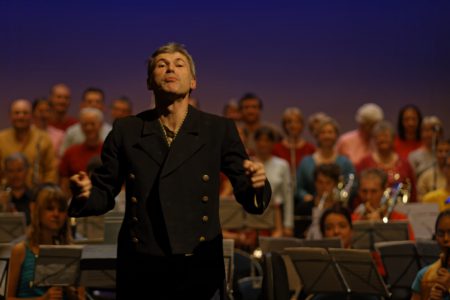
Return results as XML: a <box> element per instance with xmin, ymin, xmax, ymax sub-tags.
<box><xmin>408</xmin><ymin>116</ymin><xmax>444</xmax><ymax>179</ymax></box>
<box><xmin>59</xmin><ymin>107</ymin><xmax>104</xmax><ymax>197</ymax></box>
<box><xmin>356</xmin><ymin>120</ymin><xmax>417</xmax><ymax>202</ymax></box>
<box><xmin>336</xmin><ymin>103</ymin><xmax>384</xmax><ymax>165</ymax></box>
<box><xmin>59</xmin><ymin>87</ymin><xmax>112</xmax><ymax>155</ymax></box>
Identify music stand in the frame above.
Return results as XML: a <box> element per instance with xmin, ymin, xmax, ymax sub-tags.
<box><xmin>33</xmin><ymin>245</ymin><xmax>83</xmax><ymax>287</ymax></box>
<box><xmin>395</xmin><ymin>203</ymin><xmax>439</xmax><ymax>240</ymax></box>
<box><xmin>0</xmin><ymin>244</ymin><xmax>12</xmax><ymax>297</ymax></box>
<box><xmin>219</xmin><ymin>198</ymin><xmax>245</xmax><ymax>230</ymax></box>
<box><xmin>222</xmin><ymin>239</ymin><xmax>234</xmax><ymax>298</ymax></box>
<box><xmin>374</xmin><ymin>241</ymin><xmax>420</xmax><ymax>300</ymax></box>
<box><xmin>258</xmin><ymin>236</ymin><xmax>304</xmax><ymax>254</ymax></box>
<box><xmin>352</xmin><ymin>221</ymin><xmax>410</xmax><ymax>250</ymax></box>
<box><xmin>298</xmin><ymin>238</ymin><xmax>342</xmax><ymax>249</ymax></box>
<box><xmin>0</xmin><ymin>212</ymin><xmax>26</xmax><ymax>243</ymax></box>
<box><xmin>79</xmin><ymin>244</ymin><xmax>117</xmax><ymax>288</ymax></box>
<box><xmin>415</xmin><ymin>239</ymin><xmax>441</xmax><ymax>267</ymax></box>
<box><xmin>285</xmin><ymin>247</ymin><xmax>389</xmax><ymax>298</ymax></box>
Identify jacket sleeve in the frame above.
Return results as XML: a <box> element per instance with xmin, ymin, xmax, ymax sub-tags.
<box><xmin>220</xmin><ymin>119</ymin><xmax>271</xmax><ymax>214</ymax></box>
<box><xmin>68</xmin><ymin>120</ymin><xmax>125</xmax><ymax>217</ymax></box>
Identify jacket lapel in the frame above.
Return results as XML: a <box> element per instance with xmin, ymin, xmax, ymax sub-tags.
<box><xmin>133</xmin><ymin>110</ymin><xmax>168</xmax><ymax>166</ymax></box>
<box><xmin>161</xmin><ymin>106</ymin><xmax>205</xmax><ymax>177</ymax></box>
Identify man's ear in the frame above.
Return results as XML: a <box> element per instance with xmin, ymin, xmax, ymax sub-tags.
<box><xmin>190</xmin><ymin>78</ymin><xmax>197</xmax><ymax>91</ymax></box>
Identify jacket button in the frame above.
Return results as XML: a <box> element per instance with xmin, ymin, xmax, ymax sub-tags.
<box><xmin>129</xmin><ymin>173</ymin><xmax>136</xmax><ymax>180</ymax></box>
<box><xmin>132</xmin><ymin>237</ymin><xmax>139</xmax><ymax>243</ymax></box>
<box><xmin>132</xmin><ymin>217</ymin><xmax>138</xmax><ymax>222</ymax></box>
<box><xmin>201</xmin><ymin>196</ymin><xmax>209</xmax><ymax>203</ymax></box>
<box><xmin>131</xmin><ymin>197</ymin><xmax>138</xmax><ymax>204</ymax></box>
<box><xmin>202</xmin><ymin>215</ymin><xmax>209</xmax><ymax>222</ymax></box>
<box><xmin>202</xmin><ymin>174</ymin><xmax>210</xmax><ymax>182</ymax></box>
<box><xmin>199</xmin><ymin>236</ymin><xmax>206</xmax><ymax>242</ymax></box>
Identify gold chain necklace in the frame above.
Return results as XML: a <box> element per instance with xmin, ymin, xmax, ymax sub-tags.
<box><xmin>159</xmin><ymin>109</ymin><xmax>189</xmax><ymax>146</ymax></box>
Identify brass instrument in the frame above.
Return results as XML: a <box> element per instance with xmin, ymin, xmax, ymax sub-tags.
<box><xmin>381</xmin><ymin>182</ymin><xmax>403</xmax><ymax>223</ymax></box>
<box><xmin>337</xmin><ymin>173</ymin><xmax>355</xmax><ymax>207</ymax></box>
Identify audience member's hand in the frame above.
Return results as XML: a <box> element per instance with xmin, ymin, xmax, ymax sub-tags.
<box><xmin>69</xmin><ymin>171</ymin><xmax>92</xmax><ymax>200</ymax></box>
<box><xmin>271</xmin><ymin>229</ymin><xmax>283</xmax><ymax>238</ymax></box>
<box><xmin>243</xmin><ymin>160</ymin><xmax>266</xmax><ymax>189</ymax></box>
<box><xmin>42</xmin><ymin>286</ymin><xmax>63</xmax><ymax>300</ymax></box>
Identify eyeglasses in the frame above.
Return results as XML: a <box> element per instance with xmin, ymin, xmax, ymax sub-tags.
<box><xmin>436</xmin><ymin>230</ymin><xmax>450</xmax><ymax>238</ymax></box>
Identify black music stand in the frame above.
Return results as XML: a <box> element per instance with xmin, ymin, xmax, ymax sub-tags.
<box><xmin>33</xmin><ymin>245</ymin><xmax>83</xmax><ymax>287</ymax></box>
<box><xmin>285</xmin><ymin>247</ymin><xmax>390</xmax><ymax>299</ymax></box>
<box><xmin>79</xmin><ymin>244</ymin><xmax>117</xmax><ymax>288</ymax></box>
<box><xmin>222</xmin><ymin>239</ymin><xmax>234</xmax><ymax>298</ymax></box>
<box><xmin>352</xmin><ymin>221</ymin><xmax>410</xmax><ymax>250</ymax></box>
<box><xmin>374</xmin><ymin>241</ymin><xmax>420</xmax><ymax>300</ymax></box>
<box><xmin>415</xmin><ymin>239</ymin><xmax>441</xmax><ymax>266</ymax></box>
<box><xmin>0</xmin><ymin>212</ymin><xmax>26</xmax><ymax>243</ymax></box>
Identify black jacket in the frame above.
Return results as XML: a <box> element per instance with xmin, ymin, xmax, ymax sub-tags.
<box><xmin>69</xmin><ymin>105</ymin><xmax>271</xmax><ymax>256</ymax></box>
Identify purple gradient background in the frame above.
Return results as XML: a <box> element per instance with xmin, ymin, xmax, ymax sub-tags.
<box><xmin>1</xmin><ymin>1</ymin><xmax>449</xmax><ymax>137</ymax></box>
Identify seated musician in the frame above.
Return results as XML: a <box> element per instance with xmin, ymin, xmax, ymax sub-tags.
<box><xmin>320</xmin><ymin>203</ymin><xmax>353</xmax><ymax>248</ymax></box>
<box><xmin>296</xmin><ymin>163</ymin><xmax>341</xmax><ymax>238</ymax></box>
<box><xmin>411</xmin><ymin>209</ymin><xmax>450</xmax><ymax>300</ymax></box>
<box><xmin>353</xmin><ymin>168</ymin><xmax>409</xmax><ymax>222</ymax></box>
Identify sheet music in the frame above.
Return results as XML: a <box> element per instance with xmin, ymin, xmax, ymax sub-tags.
<box><xmin>395</xmin><ymin>203</ymin><xmax>439</xmax><ymax>239</ymax></box>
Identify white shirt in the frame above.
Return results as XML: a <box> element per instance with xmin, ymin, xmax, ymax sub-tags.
<box><xmin>263</xmin><ymin>156</ymin><xmax>294</xmax><ymax>228</ymax></box>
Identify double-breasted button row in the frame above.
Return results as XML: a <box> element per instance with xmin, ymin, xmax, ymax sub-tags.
<box><xmin>202</xmin><ymin>174</ymin><xmax>209</xmax><ymax>182</ymax></box>
<box><xmin>129</xmin><ymin>173</ymin><xmax>136</xmax><ymax>180</ymax></box>
<box><xmin>131</xmin><ymin>196</ymin><xmax>138</xmax><ymax>204</ymax></box>
<box><xmin>202</xmin><ymin>215</ymin><xmax>209</xmax><ymax>222</ymax></box>
<box><xmin>132</xmin><ymin>237</ymin><xmax>139</xmax><ymax>243</ymax></box>
<box><xmin>201</xmin><ymin>195</ymin><xmax>209</xmax><ymax>203</ymax></box>
<box><xmin>199</xmin><ymin>236</ymin><xmax>206</xmax><ymax>242</ymax></box>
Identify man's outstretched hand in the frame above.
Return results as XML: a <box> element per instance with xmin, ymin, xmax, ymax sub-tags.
<box><xmin>243</xmin><ymin>159</ymin><xmax>267</xmax><ymax>189</ymax></box>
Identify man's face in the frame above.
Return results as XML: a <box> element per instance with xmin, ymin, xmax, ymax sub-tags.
<box><xmin>49</xmin><ymin>85</ymin><xmax>71</xmax><ymax>114</ymax></box>
<box><xmin>33</xmin><ymin>101</ymin><xmax>51</xmax><ymax>124</ymax></box>
<box><xmin>358</xmin><ymin>177</ymin><xmax>384</xmax><ymax>209</ymax></box>
<box><xmin>111</xmin><ymin>100</ymin><xmax>131</xmax><ymax>120</ymax></box>
<box><xmin>10</xmin><ymin>100</ymin><xmax>32</xmax><ymax>131</ymax></box>
<box><xmin>5</xmin><ymin>159</ymin><xmax>28</xmax><ymax>189</ymax></box>
<box><xmin>150</xmin><ymin>52</ymin><xmax>196</xmax><ymax>96</ymax></box>
<box><xmin>80</xmin><ymin>113</ymin><xmax>102</xmax><ymax>142</ymax></box>
<box><xmin>240</xmin><ymin>99</ymin><xmax>261</xmax><ymax>125</ymax></box>
<box><xmin>82</xmin><ymin>92</ymin><xmax>104</xmax><ymax>111</ymax></box>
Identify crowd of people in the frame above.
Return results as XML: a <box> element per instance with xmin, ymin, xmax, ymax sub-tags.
<box><xmin>1</xmin><ymin>81</ymin><xmax>449</xmax><ymax>299</ymax></box>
